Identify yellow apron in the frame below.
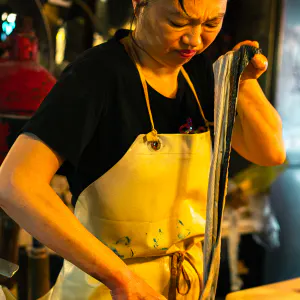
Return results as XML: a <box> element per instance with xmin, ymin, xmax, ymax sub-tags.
<box><xmin>0</xmin><ymin>286</ymin><xmax>16</xmax><ymax>299</ymax></box>
<box><xmin>41</xmin><ymin>36</ymin><xmax>212</xmax><ymax>300</ymax></box>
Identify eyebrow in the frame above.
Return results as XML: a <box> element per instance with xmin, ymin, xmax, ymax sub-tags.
<box><xmin>170</xmin><ymin>10</ymin><xmax>225</xmax><ymax>22</ymax></box>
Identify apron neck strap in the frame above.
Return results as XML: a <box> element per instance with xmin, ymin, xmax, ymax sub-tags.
<box><xmin>180</xmin><ymin>68</ymin><xmax>210</xmax><ymax>129</ymax></box>
<box><xmin>122</xmin><ymin>36</ymin><xmax>158</xmax><ymax>142</ymax></box>
<box><xmin>122</xmin><ymin>35</ymin><xmax>210</xmax><ymax>141</ymax></box>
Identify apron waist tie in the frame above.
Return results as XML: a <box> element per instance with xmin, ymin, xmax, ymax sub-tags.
<box><xmin>169</xmin><ymin>251</ymin><xmax>200</xmax><ymax>299</ymax></box>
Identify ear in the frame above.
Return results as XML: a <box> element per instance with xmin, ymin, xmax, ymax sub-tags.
<box><xmin>132</xmin><ymin>0</ymin><xmax>147</xmax><ymax>17</ymax></box>
<box><xmin>132</xmin><ymin>0</ymin><xmax>140</xmax><ymax>12</ymax></box>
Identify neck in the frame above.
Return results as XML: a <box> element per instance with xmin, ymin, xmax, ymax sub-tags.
<box><xmin>131</xmin><ymin>32</ymin><xmax>180</xmax><ymax>79</ymax></box>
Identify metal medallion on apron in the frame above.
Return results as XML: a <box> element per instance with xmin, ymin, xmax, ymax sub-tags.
<box><xmin>40</xmin><ymin>35</ymin><xmax>213</xmax><ymax>300</ymax></box>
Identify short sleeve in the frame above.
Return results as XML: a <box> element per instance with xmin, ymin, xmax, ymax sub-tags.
<box><xmin>21</xmin><ymin>63</ymin><xmax>107</xmax><ymax>166</ymax></box>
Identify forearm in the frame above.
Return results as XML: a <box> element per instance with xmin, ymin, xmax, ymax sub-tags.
<box><xmin>0</xmin><ymin>177</ymin><xmax>131</xmax><ymax>290</ymax></box>
<box><xmin>233</xmin><ymin>79</ymin><xmax>286</xmax><ymax>165</ymax></box>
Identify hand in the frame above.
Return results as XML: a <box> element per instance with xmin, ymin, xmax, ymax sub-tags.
<box><xmin>233</xmin><ymin>40</ymin><xmax>268</xmax><ymax>82</ymax></box>
<box><xmin>110</xmin><ymin>271</ymin><xmax>167</xmax><ymax>300</ymax></box>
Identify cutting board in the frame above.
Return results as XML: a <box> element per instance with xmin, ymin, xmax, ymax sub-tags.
<box><xmin>226</xmin><ymin>278</ymin><xmax>300</xmax><ymax>299</ymax></box>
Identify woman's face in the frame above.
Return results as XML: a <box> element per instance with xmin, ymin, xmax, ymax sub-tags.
<box><xmin>134</xmin><ymin>0</ymin><xmax>227</xmax><ymax>68</ymax></box>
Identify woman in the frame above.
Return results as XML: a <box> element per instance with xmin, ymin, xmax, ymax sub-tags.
<box><xmin>0</xmin><ymin>0</ymin><xmax>285</xmax><ymax>299</ymax></box>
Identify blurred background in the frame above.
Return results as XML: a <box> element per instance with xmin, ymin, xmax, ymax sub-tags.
<box><xmin>0</xmin><ymin>0</ymin><xmax>300</xmax><ymax>299</ymax></box>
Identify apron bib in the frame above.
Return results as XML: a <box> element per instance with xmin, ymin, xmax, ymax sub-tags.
<box><xmin>41</xmin><ymin>35</ymin><xmax>212</xmax><ymax>300</ymax></box>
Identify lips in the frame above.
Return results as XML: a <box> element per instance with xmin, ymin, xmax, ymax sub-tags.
<box><xmin>179</xmin><ymin>50</ymin><xmax>197</xmax><ymax>58</ymax></box>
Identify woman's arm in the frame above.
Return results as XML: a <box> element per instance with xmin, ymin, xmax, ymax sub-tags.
<box><xmin>232</xmin><ymin>79</ymin><xmax>285</xmax><ymax>166</ymax></box>
<box><xmin>231</xmin><ymin>41</ymin><xmax>286</xmax><ymax>166</ymax></box>
<box><xmin>0</xmin><ymin>134</ymin><xmax>132</xmax><ymax>290</ymax></box>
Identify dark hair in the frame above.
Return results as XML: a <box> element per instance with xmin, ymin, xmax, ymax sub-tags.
<box><xmin>136</xmin><ymin>0</ymin><xmax>187</xmax><ymax>12</ymax></box>
<box><xmin>178</xmin><ymin>0</ymin><xmax>187</xmax><ymax>14</ymax></box>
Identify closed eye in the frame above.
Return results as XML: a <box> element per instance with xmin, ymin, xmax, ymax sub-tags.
<box><xmin>204</xmin><ymin>17</ymin><xmax>223</xmax><ymax>29</ymax></box>
<box><xmin>204</xmin><ymin>23</ymin><xmax>221</xmax><ymax>28</ymax></box>
<box><xmin>169</xmin><ymin>21</ymin><xmax>189</xmax><ymax>28</ymax></box>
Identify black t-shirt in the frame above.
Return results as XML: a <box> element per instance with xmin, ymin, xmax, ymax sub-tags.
<box><xmin>21</xmin><ymin>29</ymin><xmax>215</xmax><ymax>206</ymax></box>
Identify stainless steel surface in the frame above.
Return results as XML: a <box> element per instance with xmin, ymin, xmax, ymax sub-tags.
<box><xmin>0</xmin><ymin>258</ymin><xmax>19</xmax><ymax>278</ymax></box>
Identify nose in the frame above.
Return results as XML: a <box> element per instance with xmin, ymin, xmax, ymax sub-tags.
<box><xmin>182</xmin><ymin>25</ymin><xmax>202</xmax><ymax>48</ymax></box>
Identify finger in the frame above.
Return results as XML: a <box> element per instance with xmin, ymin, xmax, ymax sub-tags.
<box><xmin>253</xmin><ymin>41</ymin><xmax>260</xmax><ymax>48</ymax></box>
<box><xmin>251</xmin><ymin>54</ymin><xmax>268</xmax><ymax>71</ymax></box>
<box><xmin>233</xmin><ymin>40</ymin><xmax>259</xmax><ymax>51</ymax></box>
<box><xmin>249</xmin><ymin>41</ymin><xmax>259</xmax><ymax>48</ymax></box>
<box><xmin>233</xmin><ymin>40</ymin><xmax>252</xmax><ymax>51</ymax></box>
